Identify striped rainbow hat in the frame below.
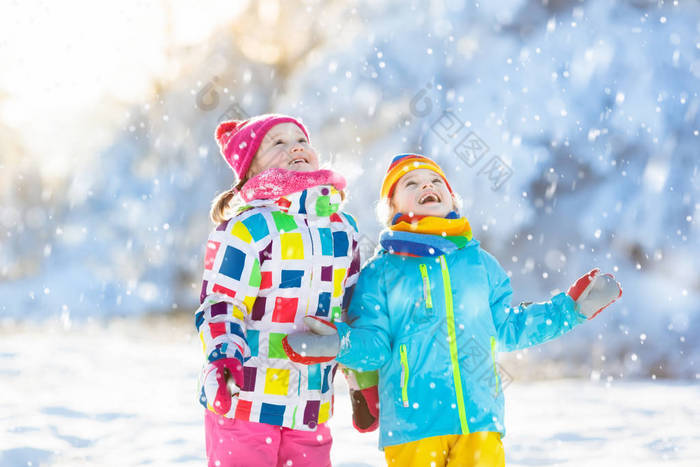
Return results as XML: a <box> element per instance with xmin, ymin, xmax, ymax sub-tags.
<box><xmin>380</xmin><ymin>153</ymin><xmax>453</xmax><ymax>199</ymax></box>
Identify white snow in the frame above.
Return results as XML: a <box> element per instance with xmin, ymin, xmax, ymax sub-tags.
<box><xmin>1</xmin><ymin>316</ymin><xmax>698</xmax><ymax>467</ymax></box>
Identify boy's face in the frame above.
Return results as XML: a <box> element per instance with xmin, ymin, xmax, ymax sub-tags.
<box><xmin>248</xmin><ymin>122</ymin><xmax>320</xmax><ymax>177</ymax></box>
<box><xmin>391</xmin><ymin>168</ymin><xmax>454</xmax><ymax>218</ymax></box>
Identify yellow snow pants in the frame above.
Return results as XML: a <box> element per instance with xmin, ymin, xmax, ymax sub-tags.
<box><xmin>384</xmin><ymin>431</ymin><xmax>505</xmax><ymax>467</ymax></box>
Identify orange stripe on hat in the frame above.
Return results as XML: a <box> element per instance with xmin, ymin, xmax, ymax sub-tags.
<box><xmin>380</xmin><ymin>154</ymin><xmax>453</xmax><ymax>199</ymax></box>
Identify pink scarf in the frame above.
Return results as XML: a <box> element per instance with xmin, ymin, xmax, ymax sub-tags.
<box><xmin>239</xmin><ymin>168</ymin><xmax>347</xmax><ymax>202</ymax></box>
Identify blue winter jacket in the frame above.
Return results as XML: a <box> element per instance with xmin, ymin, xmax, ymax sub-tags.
<box><xmin>335</xmin><ymin>238</ymin><xmax>587</xmax><ymax>449</ymax></box>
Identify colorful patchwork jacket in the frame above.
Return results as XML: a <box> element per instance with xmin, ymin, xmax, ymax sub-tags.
<box><xmin>335</xmin><ymin>238</ymin><xmax>587</xmax><ymax>448</ymax></box>
<box><xmin>196</xmin><ymin>184</ymin><xmax>361</xmax><ymax>430</ymax></box>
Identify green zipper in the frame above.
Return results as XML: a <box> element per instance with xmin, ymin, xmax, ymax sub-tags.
<box><xmin>418</xmin><ymin>264</ymin><xmax>433</xmax><ymax>309</ymax></box>
<box><xmin>399</xmin><ymin>344</ymin><xmax>410</xmax><ymax>407</ymax></box>
<box><xmin>490</xmin><ymin>336</ymin><xmax>500</xmax><ymax>396</ymax></box>
<box><xmin>439</xmin><ymin>255</ymin><xmax>469</xmax><ymax>434</ymax></box>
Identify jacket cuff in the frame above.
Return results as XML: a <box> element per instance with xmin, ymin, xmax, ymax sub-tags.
<box><xmin>207</xmin><ymin>342</ymin><xmax>246</xmax><ymax>366</ymax></box>
<box><xmin>554</xmin><ymin>292</ymin><xmax>588</xmax><ymax>324</ymax></box>
<box><xmin>334</xmin><ymin>322</ymin><xmax>352</xmax><ymax>363</ymax></box>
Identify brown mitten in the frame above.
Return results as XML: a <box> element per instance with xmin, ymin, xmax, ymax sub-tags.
<box><xmin>344</xmin><ymin>368</ymin><xmax>379</xmax><ymax>432</ymax></box>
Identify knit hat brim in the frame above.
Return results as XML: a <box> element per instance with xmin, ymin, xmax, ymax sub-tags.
<box><xmin>380</xmin><ymin>154</ymin><xmax>453</xmax><ymax>199</ymax></box>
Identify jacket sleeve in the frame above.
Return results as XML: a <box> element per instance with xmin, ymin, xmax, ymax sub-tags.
<box><xmin>195</xmin><ymin>216</ymin><xmax>267</xmax><ymax>366</ymax></box>
<box><xmin>335</xmin><ymin>258</ymin><xmax>392</xmax><ymax>372</ymax></box>
<box><xmin>340</xmin><ymin>212</ymin><xmax>362</xmax><ymax>319</ymax></box>
<box><xmin>337</xmin><ymin>214</ymin><xmax>380</xmax><ymax>425</ymax></box>
<box><xmin>481</xmin><ymin>249</ymin><xmax>587</xmax><ymax>353</ymax></box>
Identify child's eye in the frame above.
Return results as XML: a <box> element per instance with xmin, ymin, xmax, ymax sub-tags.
<box><xmin>405</xmin><ymin>181</ymin><xmax>416</xmax><ymax>187</ymax></box>
<box><xmin>298</xmin><ymin>138</ymin><xmax>307</xmax><ymax>143</ymax></box>
<box><xmin>275</xmin><ymin>139</ymin><xmax>285</xmax><ymax>145</ymax></box>
<box><xmin>433</xmin><ymin>178</ymin><xmax>442</xmax><ymax>184</ymax></box>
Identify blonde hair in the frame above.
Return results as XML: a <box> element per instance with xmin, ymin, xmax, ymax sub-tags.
<box><xmin>210</xmin><ymin>178</ymin><xmax>248</xmax><ymax>224</ymax></box>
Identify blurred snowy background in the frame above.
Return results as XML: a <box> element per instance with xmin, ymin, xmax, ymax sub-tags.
<box><xmin>1</xmin><ymin>0</ymin><xmax>698</xmax><ymax>383</ymax></box>
<box><xmin>1</xmin><ymin>0</ymin><xmax>699</xmax><ymax>465</ymax></box>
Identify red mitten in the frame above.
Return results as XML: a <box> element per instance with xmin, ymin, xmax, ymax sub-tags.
<box><xmin>567</xmin><ymin>268</ymin><xmax>622</xmax><ymax>319</ymax></box>
<box><xmin>283</xmin><ymin>316</ymin><xmax>340</xmax><ymax>364</ymax></box>
<box><xmin>202</xmin><ymin>358</ymin><xmax>243</xmax><ymax>416</ymax></box>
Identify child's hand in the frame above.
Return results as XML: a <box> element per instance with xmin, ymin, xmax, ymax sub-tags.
<box><xmin>567</xmin><ymin>268</ymin><xmax>622</xmax><ymax>319</ymax></box>
<box><xmin>350</xmin><ymin>386</ymin><xmax>380</xmax><ymax>432</ymax></box>
<box><xmin>202</xmin><ymin>358</ymin><xmax>242</xmax><ymax>416</ymax></box>
<box><xmin>343</xmin><ymin>368</ymin><xmax>380</xmax><ymax>432</ymax></box>
<box><xmin>282</xmin><ymin>316</ymin><xmax>340</xmax><ymax>364</ymax></box>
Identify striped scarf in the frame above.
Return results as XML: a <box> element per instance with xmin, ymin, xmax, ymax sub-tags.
<box><xmin>379</xmin><ymin>211</ymin><xmax>473</xmax><ymax>257</ymax></box>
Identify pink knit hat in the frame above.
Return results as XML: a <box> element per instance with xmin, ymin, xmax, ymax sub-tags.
<box><xmin>214</xmin><ymin>114</ymin><xmax>310</xmax><ymax>181</ymax></box>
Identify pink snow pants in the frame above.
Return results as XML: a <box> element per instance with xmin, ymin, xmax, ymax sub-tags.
<box><xmin>204</xmin><ymin>410</ymin><xmax>332</xmax><ymax>467</ymax></box>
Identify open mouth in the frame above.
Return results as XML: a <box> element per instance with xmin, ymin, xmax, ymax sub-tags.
<box><xmin>289</xmin><ymin>156</ymin><xmax>309</xmax><ymax>166</ymax></box>
<box><xmin>418</xmin><ymin>192</ymin><xmax>441</xmax><ymax>204</ymax></box>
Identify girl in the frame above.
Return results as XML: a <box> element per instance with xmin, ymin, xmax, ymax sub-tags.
<box><xmin>284</xmin><ymin>153</ymin><xmax>622</xmax><ymax>466</ymax></box>
<box><xmin>196</xmin><ymin>114</ymin><xmax>361</xmax><ymax>467</ymax></box>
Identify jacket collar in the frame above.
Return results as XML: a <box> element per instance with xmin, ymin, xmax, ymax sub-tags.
<box><xmin>241</xmin><ymin>184</ymin><xmax>345</xmax><ymax>222</ymax></box>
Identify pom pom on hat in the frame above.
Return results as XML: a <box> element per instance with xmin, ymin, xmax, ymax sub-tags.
<box><xmin>215</xmin><ymin>120</ymin><xmax>242</xmax><ymax>145</ymax></box>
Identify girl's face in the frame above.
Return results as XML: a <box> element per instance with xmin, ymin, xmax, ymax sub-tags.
<box><xmin>391</xmin><ymin>168</ymin><xmax>454</xmax><ymax>218</ymax></box>
<box><xmin>248</xmin><ymin>122</ymin><xmax>320</xmax><ymax>177</ymax></box>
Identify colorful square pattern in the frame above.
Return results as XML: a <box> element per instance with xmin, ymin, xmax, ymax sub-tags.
<box><xmin>264</xmin><ymin>368</ymin><xmax>290</xmax><ymax>395</ymax></box>
<box><xmin>280</xmin><ymin>233</ymin><xmax>304</xmax><ymax>259</ymax></box>
<box><xmin>272</xmin><ymin>211</ymin><xmax>298</xmax><ymax>232</ymax></box>
<box><xmin>247</xmin><ymin>329</ymin><xmax>259</xmax><ymax>357</ymax></box>
<box><xmin>268</xmin><ymin>332</ymin><xmax>288</xmax><ymax>359</ymax></box>
<box><xmin>308</xmin><ymin>364</ymin><xmax>322</xmax><ymax>390</ymax></box>
<box><xmin>220</xmin><ymin>246</ymin><xmax>246</xmax><ymax>280</ymax></box>
<box><xmin>199</xmin><ymin>194</ymin><xmax>361</xmax><ymax>430</ymax></box>
<box><xmin>260</xmin><ymin>403</ymin><xmax>286</xmax><ymax>426</ymax></box>
<box><xmin>235</xmin><ymin>399</ymin><xmax>252</xmax><ymax>420</ymax></box>
<box><xmin>280</xmin><ymin>270</ymin><xmax>304</xmax><ymax>288</ymax></box>
<box><xmin>272</xmin><ymin>297</ymin><xmax>298</xmax><ymax>323</ymax></box>
<box><xmin>204</xmin><ymin>241</ymin><xmax>220</xmax><ymax>270</ymax></box>
<box><xmin>231</xmin><ymin>221</ymin><xmax>252</xmax><ymax>243</ymax></box>
<box><xmin>242</xmin><ymin>213</ymin><xmax>270</xmax><ymax>241</ymax></box>
<box><xmin>260</xmin><ymin>271</ymin><xmax>273</xmax><ymax>289</ymax></box>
